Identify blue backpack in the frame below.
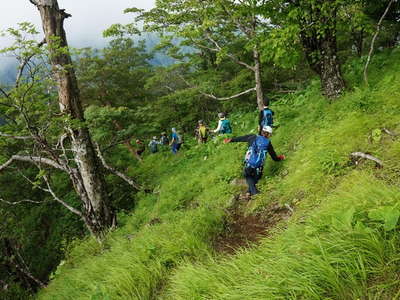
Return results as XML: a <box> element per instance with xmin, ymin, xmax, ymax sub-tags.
<box><xmin>220</xmin><ymin>119</ymin><xmax>232</xmax><ymax>134</ymax></box>
<box><xmin>261</xmin><ymin>109</ymin><xmax>273</xmax><ymax>127</ymax></box>
<box><xmin>244</xmin><ymin>136</ymin><xmax>270</xmax><ymax>169</ymax></box>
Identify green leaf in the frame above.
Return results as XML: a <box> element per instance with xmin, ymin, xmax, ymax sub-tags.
<box><xmin>371</xmin><ymin>129</ymin><xmax>382</xmax><ymax>143</ymax></box>
<box><xmin>368</xmin><ymin>206</ymin><xmax>400</xmax><ymax>231</ymax></box>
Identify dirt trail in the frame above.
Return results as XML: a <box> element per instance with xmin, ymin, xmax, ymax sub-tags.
<box><xmin>213</xmin><ymin>195</ymin><xmax>292</xmax><ymax>254</ymax></box>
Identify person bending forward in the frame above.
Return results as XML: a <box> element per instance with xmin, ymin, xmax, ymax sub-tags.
<box><xmin>224</xmin><ymin>126</ymin><xmax>285</xmax><ymax>197</ymax></box>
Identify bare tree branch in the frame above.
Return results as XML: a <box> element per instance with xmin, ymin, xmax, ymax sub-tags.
<box><xmin>200</xmin><ymin>87</ymin><xmax>257</xmax><ymax>101</ymax></box>
<box><xmin>0</xmin><ymin>155</ymin><xmax>66</xmax><ymax>171</ymax></box>
<box><xmin>15</xmin><ymin>39</ymin><xmax>46</xmax><ymax>88</ymax></box>
<box><xmin>351</xmin><ymin>152</ymin><xmax>383</xmax><ymax>168</ymax></box>
<box><xmin>5</xmin><ymin>164</ymin><xmax>83</xmax><ymax>218</ymax></box>
<box><xmin>42</xmin><ymin>175</ymin><xmax>83</xmax><ymax>217</ymax></box>
<box><xmin>219</xmin><ymin>2</ymin><xmax>254</xmax><ymax>37</ymax></box>
<box><xmin>5</xmin><ymin>239</ymin><xmax>46</xmax><ymax>288</ymax></box>
<box><xmin>14</xmin><ymin>247</ymin><xmax>46</xmax><ymax>288</ymax></box>
<box><xmin>0</xmin><ymin>198</ymin><xmax>44</xmax><ymax>205</ymax></box>
<box><xmin>0</xmin><ymin>132</ymin><xmax>32</xmax><ymax>140</ymax></box>
<box><xmin>364</xmin><ymin>0</ymin><xmax>395</xmax><ymax>85</ymax></box>
<box><xmin>94</xmin><ymin>142</ymin><xmax>141</xmax><ymax>190</ymax></box>
<box><xmin>179</xmin><ymin>74</ymin><xmax>256</xmax><ymax>101</ymax></box>
<box><xmin>204</xmin><ymin>33</ymin><xmax>255</xmax><ymax>71</ymax></box>
<box><xmin>15</xmin><ymin>160</ymin><xmax>83</xmax><ymax>219</ymax></box>
<box><xmin>165</xmin><ymin>85</ymin><xmax>175</xmax><ymax>92</ymax></box>
<box><xmin>192</xmin><ymin>41</ymin><xmax>219</xmax><ymax>53</ymax></box>
<box><xmin>0</xmin><ymin>87</ymin><xmax>10</xmax><ymax>99</ymax></box>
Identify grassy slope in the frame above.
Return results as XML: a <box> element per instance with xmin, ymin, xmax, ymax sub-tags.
<box><xmin>37</xmin><ymin>50</ymin><xmax>400</xmax><ymax>300</ymax></box>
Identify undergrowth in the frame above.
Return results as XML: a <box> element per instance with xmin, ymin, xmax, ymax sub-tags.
<box><xmin>37</xmin><ymin>50</ymin><xmax>400</xmax><ymax>299</ymax></box>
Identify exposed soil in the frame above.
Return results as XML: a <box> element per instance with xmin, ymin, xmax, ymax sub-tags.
<box><xmin>213</xmin><ymin>196</ymin><xmax>292</xmax><ymax>254</ymax></box>
<box><xmin>148</xmin><ymin>218</ymin><xmax>162</xmax><ymax>226</ymax></box>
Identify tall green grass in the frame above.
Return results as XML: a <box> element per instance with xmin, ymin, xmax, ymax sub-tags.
<box><xmin>38</xmin><ymin>49</ymin><xmax>400</xmax><ymax>299</ymax></box>
<box><xmin>165</xmin><ymin>172</ymin><xmax>400</xmax><ymax>300</ymax></box>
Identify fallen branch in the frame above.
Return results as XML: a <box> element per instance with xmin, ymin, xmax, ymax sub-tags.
<box><xmin>351</xmin><ymin>152</ymin><xmax>383</xmax><ymax>168</ymax></box>
<box><xmin>382</xmin><ymin>128</ymin><xmax>398</xmax><ymax>137</ymax></box>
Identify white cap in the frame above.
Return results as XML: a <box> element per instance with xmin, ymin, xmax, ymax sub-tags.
<box><xmin>262</xmin><ymin>125</ymin><xmax>273</xmax><ymax>134</ymax></box>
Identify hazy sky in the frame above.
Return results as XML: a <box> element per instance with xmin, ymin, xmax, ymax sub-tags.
<box><xmin>0</xmin><ymin>0</ymin><xmax>155</xmax><ymax>48</ymax></box>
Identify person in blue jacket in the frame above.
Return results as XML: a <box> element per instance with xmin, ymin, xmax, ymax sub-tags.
<box><xmin>224</xmin><ymin>125</ymin><xmax>285</xmax><ymax>197</ymax></box>
<box><xmin>170</xmin><ymin>128</ymin><xmax>183</xmax><ymax>154</ymax></box>
<box><xmin>258</xmin><ymin>101</ymin><xmax>274</xmax><ymax>134</ymax></box>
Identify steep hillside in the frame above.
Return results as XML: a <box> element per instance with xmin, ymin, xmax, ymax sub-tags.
<box><xmin>37</xmin><ymin>50</ymin><xmax>400</xmax><ymax>300</ymax></box>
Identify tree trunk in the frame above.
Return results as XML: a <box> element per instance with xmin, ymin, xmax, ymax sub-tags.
<box><xmin>319</xmin><ymin>33</ymin><xmax>345</xmax><ymax>99</ymax></box>
<box><xmin>298</xmin><ymin>0</ymin><xmax>345</xmax><ymax>99</ymax></box>
<box><xmin>33</xmin><ymin>0</ymin><xmax>115</xmax><ymax>238</ymax></box>
<box><xmin>253</xmin><ymin>48</ymin><xmax>265</xmax><ymax>111</ymax></box>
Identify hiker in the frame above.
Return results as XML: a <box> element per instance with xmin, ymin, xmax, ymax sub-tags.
<box><xmin>195</xmin><ymin>120</ymin><xmax>209</xmax><ymax>143</ymax></box>
<box><xmin>148</xmin><ymin>136</ymin><xmax>161</xmax><ymax>153</ymax></box>
<box><xmin>160</xmin><ymin>132</ymin><xmax>169</xmax><ymax>145</ymax></box>
<box><xmin>258</xmin><ymin>100</ymin><xmax>274</xmax><ymax>134</ymax></box>
<box><xmin>213</xmin><ymin>112</ymin><xmax>232</xmax><ymax>135</ymax></box>
<box><xmin>224</xmin><ymin>125</ymin><xmax>285</xmax><ymax>197</ymax></box>
<box><xmin>170</xmin><ymin>128</ymin><xmax>183</xmax><ymax>154</ymax></box>
<box><xmin>135</xmin><ymin>139</ymin><xmax>145</xmax><ymax>157</ymax></box>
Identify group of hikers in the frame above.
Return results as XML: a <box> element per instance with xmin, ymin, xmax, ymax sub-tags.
<box><xmin>194</xmin><ymin>112</ymin><xmax>233</xmax><ymax>144</ymax></box>
<box><xmin>135</xmin><ymin>112</ymin><xmax>233</xmax><ymax>156</ymax></box>
<box><xmin>134</xmin><ymin>99</ymin><xmax>285</xmax><ymax>199</ymax></box>
<box><xmin>134</xmin><ymin>127</ymin><xmax>184</xmax><ymax>157</ymax></box>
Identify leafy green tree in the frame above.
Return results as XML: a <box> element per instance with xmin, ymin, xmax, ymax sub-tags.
<box><xmin>276</xmin><ymin>0</ymin><xmax>347</xmax><ymax>99</ymax></box>
<box><xmin>0</xmin><ymin>2</ymin><xmax>138</xmax><ymax>241</ymax></box>
<box><xmin>75</xmin><ymin>38</ymin><xmax>153</xmax><ymax>160</ymax></box>
<box><xmin>337</xmin><ymin>0</ymin><xmax>399</xmax><ymax>58</ymax></box>
<box><xmin>126</xmin><ymin>0</ymin><xmax>275</xmax><ymax>110</ymax></box>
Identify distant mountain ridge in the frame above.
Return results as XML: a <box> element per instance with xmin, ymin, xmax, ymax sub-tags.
<box><xmin>0</xmin><ymin>34</ymin><xmax>174</xmax><ymax>85</ymax></box>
